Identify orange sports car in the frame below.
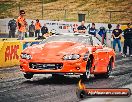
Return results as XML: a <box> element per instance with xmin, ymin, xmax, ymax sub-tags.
<box><xmin>20</xmin><ymin>33</ymin><xmax>115</xmax><ymax>79</ymax></box>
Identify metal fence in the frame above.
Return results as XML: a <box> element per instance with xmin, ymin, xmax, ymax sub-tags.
<box><xmin>0</xmin><ymin>1</ymin><xmax>131</xmax><ymax>23</ymax></box>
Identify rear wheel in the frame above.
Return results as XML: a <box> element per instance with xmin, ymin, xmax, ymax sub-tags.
<box><xmin>24</xmin><ymin>73</ymin><xmax>34</xmax><ymax>79</ymax></box>
<box><xmin>80</xmin><ymin>58</ymin><xmax>92</xmax><ymax>80</ymax></box>
<box><xmin>94</xmin><ymin>59</ymin><xmax>112</xmax><ymax>79</ymax></box>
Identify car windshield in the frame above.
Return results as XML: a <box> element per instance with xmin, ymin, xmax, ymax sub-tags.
<box><xmin>40</xmin><ymin>35</ymin><xmax>92</xmax><ymax>45</ymax></box>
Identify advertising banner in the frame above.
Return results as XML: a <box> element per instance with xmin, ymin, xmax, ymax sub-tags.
<box><xmin>0</xmin><ymin>41</ymin><xmax>22</xmax><ymax>67</ymax></box>
<box><xmin>0</xmin><ymin>40</ymin><xmax>41</xmax><ymax>68</ymax></box>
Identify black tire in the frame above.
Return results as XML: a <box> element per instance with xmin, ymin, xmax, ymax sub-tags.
<box><xmin>52</xmin><ymin>74</ymin><xmax>64</xmax><ymax>79</ymax></box>
<box><xmin>80</xmin><ymin>58</ymin><xmax>92</xmax><ymax>80</ymax></box>
<box><xmin>94</xmin><ymin>59</ymin><xmax>112</xmax><ymax>79</ymax></box>
<box><xmin>24</xmin><ymin>73</ymin><xmax>33</xmax><ymax>79</ymax></box>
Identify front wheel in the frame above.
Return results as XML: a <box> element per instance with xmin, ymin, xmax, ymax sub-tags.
<box><xmin>80</xmin><ymin>69</ymin><xmax>90</xmax><ymax>80</ymax></box>
<box><xmin>52</xmin><ymin>74</ymin><xmax>64</xmax><ymax>79</ymax></box>
<box><xmin>80</xmin><ymin>59</ymin><xmax>92</xmax><ymax>80</ymax></box>
<box><xmin>24</xmin><ymin>73</ymin><xmax>34</xmax><ymax>79</ymax></box>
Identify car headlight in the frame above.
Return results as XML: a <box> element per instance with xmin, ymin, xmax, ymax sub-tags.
<box><xmin>63</xmin><ymin>54</ymin><xmax>80</xmax><ymax>60</ymax></box>
<box><xmin>21</xmin><ymin>53</ymin><xmax>32</xmax><ymax>60</ymax></box>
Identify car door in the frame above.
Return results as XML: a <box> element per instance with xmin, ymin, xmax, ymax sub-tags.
<box><xmin>92</xmin><ymin>36</ymin><xmax>108</xmax><ymax>73</ymax></box>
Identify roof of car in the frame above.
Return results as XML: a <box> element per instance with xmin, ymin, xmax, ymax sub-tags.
<box><xmin>53</xmin><ymin>33</ymin><xmax>104</xmax><ymax>45</ymax></box>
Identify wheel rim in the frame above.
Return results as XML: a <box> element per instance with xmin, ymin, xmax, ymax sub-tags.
<box><xmin>86</xmin><ymin>69</ymin><xmax>90</xmax><ymax>79</ymax></box>
<box><xmin>86</xmin><ymin>59</ymin><xmax>91</xmax><ymax>79</ymax></box>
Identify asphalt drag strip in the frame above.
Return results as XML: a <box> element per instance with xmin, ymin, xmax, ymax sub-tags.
<box><xmin>0</xmin><ymin>56</ymin><xmax>132</xmax><ymax>102</ymax></box>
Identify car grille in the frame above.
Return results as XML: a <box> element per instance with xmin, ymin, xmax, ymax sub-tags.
<box><xmin>29</xmin><ymin>63</ymin><xmax>63</xmax><ymax>70</ymax></box>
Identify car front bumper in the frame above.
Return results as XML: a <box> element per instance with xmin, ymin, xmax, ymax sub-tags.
<box><xmin>20</xmin><ymin>59</ymin><xmax>87</xmax><ymax>74</ymax></box>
